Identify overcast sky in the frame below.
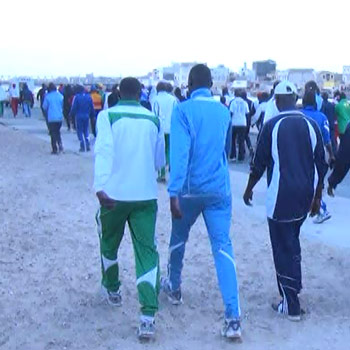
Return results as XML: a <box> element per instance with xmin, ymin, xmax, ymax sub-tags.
<box><xmin>1</xmin><ymin>0</ymin><xmax>348</xmax><ymax>77</ymax></box>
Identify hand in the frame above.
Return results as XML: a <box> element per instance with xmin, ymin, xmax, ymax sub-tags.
<box><xmin>96</xmin><ymin>191</ymin><xmax>116</xmax><ymax>209</ymax></box>
<box><xmin>243</xmin><ymin>189</ymin><xmax>253</xmax><ymax>206</ymax></box>
<box><xmin>327</xmin><ymin>185</ymin><xmax>335</xmax><ymax>197</ymax></box>
<box><xmin>310</xmin><ymin>197</ymin><xmax>321</xmax><ymax>217</ymax></box>
<box><xmin>170</xmin><ymin>197</ymin><xmax>182</xmax><ymax>219</ymax></box>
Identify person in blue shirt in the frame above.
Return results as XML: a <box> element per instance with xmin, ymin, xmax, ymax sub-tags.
<box><xmin>243</xmin><ymin>81</ymin><xmax>328</xmax><ymax>322</ymax></box>
<box><xmin>70</xmin><ymin>85</ymin><xmax>94</xmax><ymax>152</ymax></box>
<box><xmin>302</xmin><ymin>90</ymin><xmax>335</xmax><ymax>224</ymax></box>
<box><xmin>160</xmin><ymin>64</ymin><xmax>241</xmax><ymax>340</ymax></box>
<box><xmin>321</xmin><ymin>92</ymin><xmax>337</xmax><ymax>154</ymax></box>
<box><xmin>42</xmin><ymin>83</ymin><xmax>64</xmax><ymax>154</ymax></box>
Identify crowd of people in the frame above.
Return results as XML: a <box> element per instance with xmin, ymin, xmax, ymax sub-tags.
<box><xmin>91</xmin><ymin>64</ymin><xmax>350</xmax><ymax>341</ymax></box>
<box><xmin>1</xmin><ymin>67</ymin><xmax>350</xmax><ymax>342</ymax></box>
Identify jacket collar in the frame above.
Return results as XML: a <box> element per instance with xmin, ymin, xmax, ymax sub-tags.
<box><xmin>190</xmin><ymin>88</ymin><xmax>212</xmax><ymax>99</ymax></box>
<box><xmin>117</xmin><ymin>100</ymin><xmax>140</xmax><ymax>106</ymax></box>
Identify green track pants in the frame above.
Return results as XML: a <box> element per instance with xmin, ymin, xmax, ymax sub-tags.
<box><xmin>96</xmin><ymin>200</ymin><xmax>159</xmax><ymax>316</ymax></box>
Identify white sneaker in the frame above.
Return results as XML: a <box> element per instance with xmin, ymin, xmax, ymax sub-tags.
<box><xmin>101</xmin><ymin>286</ymin><xmax>122</xmax><ymax>307</ymax></box>
<box><xmin>313</xmin><ymin>211</ymin><xmax>331</xmax><ymax>224</ymax></box>
<box><xmin>221</xmin><ymin>319</ymin><xmax>242</xmax><ymax>339</ymax></box>
<box><xmin>138</xmin><ymin>317</ymin><xmax>155</xmax><ymax>340</ymax></box>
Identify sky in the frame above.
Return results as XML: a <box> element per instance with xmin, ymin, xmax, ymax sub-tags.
<box><xmin>1</xmin><ymin>0</ymin><xmax>349</xmax><ymax>77</ymax></box>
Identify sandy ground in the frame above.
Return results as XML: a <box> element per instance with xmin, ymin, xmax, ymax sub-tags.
<box><xmin>0</xmin><ymin>116</ymin><xmax>350</xmax><ymax>350</ymax></box>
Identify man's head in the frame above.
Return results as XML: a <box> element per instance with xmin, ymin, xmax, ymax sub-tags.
<box><xmin>234</xmin><ymin>89</ymin><xmax>242</xmax><ymax>98</ymax></box>
<box><xmin>156</xmin><ymin>81</ymin><xmax>167</xmax><ymax>93</ymax></box>
<box><xmin>165</xmin><ymin>83</ymin><xmax>173</xmax><ymax>93</ymax></box>
<box><xmin>274</xmin><ymin>81</ymin><xmax>298</xmax><ymax>112</ymax></box>
<box><xmin>119</xmin><ymin>77</ymin><xmax>141</xmax><ymax>101</ymax></box>
<box><xmin>305</xmin><ymin>80</ymin><xmax>320</xmax><ymax>94</ymax></box>
<box><xmin>48</xmin><ymin>83</ymin><xmax>56</xmax><ymax>92</ymax></box>
<box><xmin>302</xmin><ymin>90</ymin><xmax>317</xmax><ymax>109</ymax></box>
<box><xmin>188</xmin><ymin>64</ymin><xmax>212</xmax><ymax>94</ymax></box>
<box><xmin>334</xmin><ymin>90</ymin><xmax>346</xmax><ymax>102</ymax></box>
<box><xmin>240</xmin><ymin>90</ymin><xmax>247</xmax><ymax>99</ymax></box>
<box><xmin>322</xmin><ymin>92</ymin><xmax>329</xmax><ymax>101</ymax></box>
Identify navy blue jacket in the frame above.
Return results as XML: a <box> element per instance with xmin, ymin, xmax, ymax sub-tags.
<box><xmin>328</xmin><ymin>123</ymin><xmax>350</xmax><ymax>189</ymax></box>
<box><xmin>251</xmin><ymin>110</ymin><xmax>328</xmax><ymax>222</ymax></box>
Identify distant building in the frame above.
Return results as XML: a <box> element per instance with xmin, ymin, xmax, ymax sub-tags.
<box><xmin>287</xmin><ymin>69</ymin><xmax>316</xmax><ymax>89</ymax></box>
<box><xmin>343</xmin><ymin>66</ymin><xmax>350</xmax><ymax>85</ymax></box>
<box><xmin>252</xmin><ymin>60</ymin><xmax>276</xmax><ymax>80</ymax></box>
<box><xmin>277</xmin><ymin>70</ymin><xmax>288</xmax><ymax>81</ymax></box>
<box><xmin>317</xmin><ymin>71</ymin><xmax>336</xmax><ymax>89</ymax></box>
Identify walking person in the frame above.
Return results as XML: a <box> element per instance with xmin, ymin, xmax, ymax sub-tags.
<box><xmin>63</xmin><ymin>85</ymin><xmax>74</xmax><ymax>131</ymax></box>
<box><xmin>334</xmin><ymin>91</ymin><xmax>350</xmax><ymax>143</ymax></box>
<box><xmin>94</xmin><ymin>77</ymin><xmax>165</xmax><ymax>340</ymax></box>
<box><xmin>90</xmin><ymin>85</ymin><xmax>103</xmax><ymax>137</ymax></box>
<box><xmin>328</xmin><ymin>122</ymin><xmax>350</xmax><ymax>196</ymax></box>
<box><xmin>42</xmin><ymin>83</ymin><xmax>64</xmax><ymax>154</ymax></box>
<box><xmin>9</xmin><ymin>83</ymin><xmax>19</xmax><ymax>117</ymax></box>
<box><xmin>152</xmin><ymin>81</ymin><xmax>177</xmax><ymax>182</ymax></box>
<box><xmin>161</xmin><ymin>64</ymin><xmax>242</xmax><ymax>339</ymax></box>
<box><xmin>21</xmin><ymin>84</ymin><xmax>34</xmax><ymax>118</ymax></box>
<box><xmin>229</xmin><ymin>89</ymin><xmax>249</xmax><ymax>162</ymax></box>
<box><xmin>302</xmin><ymin>90</ymin><xmax>335</xmax><ymax>224</ymax></box>
<box><xmin>70</xmin><ymin>85</ymin><xmax>94</xmax><ymax>152</ymax></box>
<box><xmin>243</xmin><ymin>81</ymin><xmax>328</xmax><ymax>321</ymax></box>
<box><xmin>0</xmin><ymin>82</ymin><xmax>6</xmax><ymax>117</ymax></box>
<box><xmin>241</xmin><ymin>90</ymin><xmax>255</xmax><ymax>157</ymax></box>
<box><xmin>321</xmin><ymin>92</ymin><xmax>337</xmax><ymax>154</ymax></box>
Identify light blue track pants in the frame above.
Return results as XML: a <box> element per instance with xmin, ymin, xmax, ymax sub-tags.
<box><xmin>167</xmin><ymin>195</ymin><xmax>241</xmax><ymax>319</ymax></box>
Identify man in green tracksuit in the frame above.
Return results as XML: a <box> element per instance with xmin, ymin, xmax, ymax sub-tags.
<box><xmin>94</xmin><ymin>77</ymin><xmax>165</xmax><ymax>339</ymax></box>
<box><xmin>334</xmin><ymin>91</ymin><xmax>350</xmax><ymax>141</ymax></box>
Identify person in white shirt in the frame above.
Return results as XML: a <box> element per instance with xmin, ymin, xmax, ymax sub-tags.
<box><xmin>9</xmin><ymin>83</ymin><xmax>20</xmax><ymax>117</ymax></box>
<box><xmin>94</xmin><ymin>77</ymin><xmax>166</xmax><ymax>340</ymax></box>
<box><xmin>152</xmin><ymin>81</ymin><xmax>177</xmax><ymax>181</ymax></box>
<box><xmin>263</xmin><ymin>81</ymin><xmax>281</xmax><ymax>124</ymax></box>
<box><xmin>229</xmin><ymin>89</ymin><xmax>249</xmax><ymax>161</ymax></box>
<box><xmin>251</xmin><ymin>92</ymin><xmax>270</xmax><ymax>130</ymax></box>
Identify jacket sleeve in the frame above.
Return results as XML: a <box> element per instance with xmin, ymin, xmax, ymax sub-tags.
<box><xmin>312</xmin><ymin>120</ymin><xmax>328</xmax><ymax>188</ymax></box>
<box><xmin>167</xmin><ymin>104</ymin><xmax>191</xmax><ymax>197</ymax></box>
<box><xmin>328</xmin><ymin>125</ymin><xmax>350</xmax><ymax>188</ymax></box>
<box><xmin>93</xmin><ymin>111</ymin><xmax>114</xmax><ymax>193</ymax></box>
<box><xmin>225</xmin><ymin>119</ymin><xmax>232</xmax><ymax>158</ymax></box>
<box><xmin>250</xmin><ymin>122</ymin><xmax>272</xmax><ymax>179</ymax></box>
<box><xmin>42</xmin><ymin>95</ymin><xmax>48</xmax><ymax>112</ymax></box>
<box><xmin>154</xmin><ymin>121</ymin><xmax>166</xmax><ymax>171</ymax></box>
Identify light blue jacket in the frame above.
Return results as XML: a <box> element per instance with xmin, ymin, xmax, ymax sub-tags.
<box><xmin>168</xmin><ymin>88</ymin><xmax>232</xmax><ymax>198</ymax></box>
<box><xmin>42</xmin><ymin>91</ymin><xmax>63</xmax><ymax>122</ymax></box>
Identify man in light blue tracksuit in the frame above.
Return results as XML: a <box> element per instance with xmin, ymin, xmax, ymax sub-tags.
<box><xmin>161</xmin><ymin>64</ymin><xmax>241</xmax><ymax>339</ymax></box>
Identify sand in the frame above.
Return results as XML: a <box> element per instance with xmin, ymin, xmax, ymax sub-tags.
<box><xmin>0</xmin><ymin>124</ymin><xmax>349</xmax><ymax>350</ymax></box>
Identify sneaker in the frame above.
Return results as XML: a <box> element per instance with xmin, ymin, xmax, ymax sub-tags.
<box><xmin>221</xmin><ymin>319</ymin><xmax>242</xmax><ymax>339</ymax></box>
<box><xmin>272</xmin><ymin>300</ymin><xmax>301</xmax><ymax>322</ymax></box>
<box><xmin>101</xmin><ymin>286</ymin><xmax>122</xmax><ymax>307</ymax></box>
<box><xmin>160</xmin><ymin>277</ymin><xmax>183</xmax><ymax>305</ymax></box>
<box><xmin>138</xmin><ymin>318</ymin><xmax>155</xmax><ymax>340</ymax></box>
<box><xmin>157</xmin><ymin>176</ymin><xmax>166</xmax><ymax>183</ymax></box>
<box><xmin>313</xmin><ymin>211</ymin><xmax>331</xmax><ymax>224</ymax></box>
<box><xmin>79</xmin><ymin>147</ymin><xmax>85</xmax><ymax>152</ymax></box>
<box><xmin>229</xmin><ymin>157</ymin><xmax>237</xmax><ymax>163</ymax></box>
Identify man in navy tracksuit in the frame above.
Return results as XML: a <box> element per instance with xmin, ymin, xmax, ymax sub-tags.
<box><xmin>243</xmin><ymin>81</ymin><xmax>328</xmax><ymax>320</ymax></box>
<box><xmin>161</xmin><ymin>64</ymin><xmax>241</xmax><ymax>339</ymax></box>
<box><xmin>70</xmin><ymin>86</ymin><xmax>94</xmax><ymax>152</ymax></box>
<box><xmin>328</xmin><ymin>123</ymin><xmax>350</xmax><ymax>195</ymax></box>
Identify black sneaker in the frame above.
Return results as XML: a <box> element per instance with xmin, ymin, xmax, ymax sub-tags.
<box><xmin>272</xmin><ymin>300</ymin><xmax>302</xmax><ymax>321</ymax></box>
<box><xmin>160</xmin><ymin>277</ymin><xmax>183</xmax><ymax>305</ymax></box>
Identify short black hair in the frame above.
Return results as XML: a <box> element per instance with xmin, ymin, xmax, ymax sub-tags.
<box><xmin>188</xmin><ymin>64</ymin><xmax>212</xmax><ymax>90</ymax></box>
<box><xmin>48</xmin><ymin>83</ymin><xmax>56</xmax><ymax>92</ymax></box>
<box><xmin>322</xmin><ymin>92</ymin><xmax>329</xmax><ymax>101</ymax></box>
<box><xmin>156</xmin><ymin>81</ymin><xmax>167</xmax><ymax>93</ymax></box>
<box><xmin>305</xmin><ymin>80</ymin><xmax>320</xmax><ymax>94</ymax></box>
<box><xmin>302</xmin><ymin>90</ymin><xmax>316</xmax><ymax>108</ymax></box>
<box><xmin>119</xmin><ymin>77</ymin><xmax>141</xmax><ymax>100</ymax></box>
<box><xmin>234</xmin><ymin>89</ymin><xmax>241</xmax><ymax>97</ymax></box>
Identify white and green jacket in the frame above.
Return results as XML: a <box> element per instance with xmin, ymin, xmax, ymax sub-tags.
<box><xmin>94</xmin><ymin>100</ymin><xmax>166</xmax><ymax>201</ymax></box>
